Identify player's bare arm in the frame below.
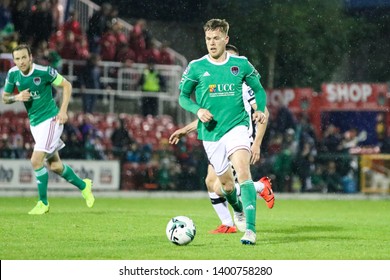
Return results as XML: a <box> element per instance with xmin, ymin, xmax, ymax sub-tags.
<box><xmin>197</xmin><ymin>108</ymin><xmax>213</xmax><ymax>123</ymax></box>
<box><xmin>169</xmin><ymin>119</ymin><xmax>198</xmax><ymax>145</ymax></box>
<box><xmin>2</xmin><ymin>89</ymin><xmax>31</xmax><ymax>104</ymax></box>
<box><xmin>56</xmin><ymin>77</ymin><xmax>72</xmax><ymax>124</ymax></box>
<box><xmin>252</xmin><ymin>110</ymin><xmax>267</xmax><ymax>124</ymax></box>
<box><xmin>250</xmin><ymin>106</ymin><xmax>269</xmax><ymax>165</ymax></box>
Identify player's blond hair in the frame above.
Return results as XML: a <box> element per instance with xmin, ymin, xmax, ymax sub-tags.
<box><xmin>203</xmin><ymin>19</ymin><xmax>229</xmax><ymax>35</ymax></box>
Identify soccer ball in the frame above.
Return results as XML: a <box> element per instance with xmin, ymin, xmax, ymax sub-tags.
<box><xmin>166</xmin><ymin>216</ymin><xmax>196</xmax><ymax>245</ymax></box>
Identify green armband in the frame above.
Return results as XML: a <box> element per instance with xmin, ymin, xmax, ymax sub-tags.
<box><xmin>52</xmin><ymin>74</ymin><xmax>64</xmax><ymax>86</ymax></box>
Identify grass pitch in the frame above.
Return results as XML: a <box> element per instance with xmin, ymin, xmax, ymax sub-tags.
<box><xmin>0</xmin><ymin>196</ymin><xmax>389</xmax><ymax>260</ymax></box>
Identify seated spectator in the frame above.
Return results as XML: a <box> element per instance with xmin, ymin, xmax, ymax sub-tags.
<box><xmin>112</xmin><ymin>20</ymin><xmax>127</xmax><ymax>46</ymax></box>
<box><xmin>126</xmin><ymin>142</ymin><xmax>142</xmax><ymax>163</ymax></box>
<box><xmin>100</xmin><ymin>26</ymin><xmax>117</xmax><ymax>61</ymax></box>
<box><xmin>129</xmin><ymin>19</ymin><xmax>152</xmax><ymax>62</ymax></box>
<box><xmin>158</xmin><ymin>41</ymin><xmax>174</xmax><ymax>65</ymax></box>
<box><xmin>59</xmin><ymin>31</ymin><xmax>84</xmax><ymax>59</ymax></box>
<box><xmin>322</xmin><ymin>161</ymin><xmax>342</xmax><ymax>193</ymax></box>
<box><xmin>115</xmin><ymin>42</ymin><xmax>136</xmax><ymax>66</ymax></box>
<box><xmin>110</xmin><ymin>118</ymin><xmax>135</xmax><ymax>160</ymax></box>
<box><xmin>62</xmin><ymin>10</ymin><xmax>83</xmax><ymax>39</ymax></box>
<box><xmin>140</xmin><ymin>40</ymin><xmax>161</xmax><ymax>64</ymax></box>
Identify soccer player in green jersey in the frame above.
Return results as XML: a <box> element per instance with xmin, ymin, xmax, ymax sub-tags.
<box><xmin>2</xmin><ymin>44</ymin><xmax>95</xmax><ymax>215</ymax></box>
<box><xmin>172</xmin><ymin>44</ymin><xmax>274</xmax><ymax>235</ymax></box>
<box><xmin>178</xmin><ymin>19</ymin><xmax>268</xmax><ymax>245</ymax></box>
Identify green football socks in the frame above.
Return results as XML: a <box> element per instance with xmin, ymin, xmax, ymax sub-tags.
<box><xmin>35</xmin><ymin>166</ymin><xmax>49</xmax><ymax>205</ymax></box>
<box><xmin>240</xmin><ymin>180</ymin><xmax>257</xmax><ymax>232</ymax></box>
<box><xmin>61</xmin><ymin>164</ymin><xmax>86</xmax><ymax>190</ymax></box>
<box><xmin>221</xmin><ymin>186</ymin><xmax>243</xmax><ymax>213</ymax></box>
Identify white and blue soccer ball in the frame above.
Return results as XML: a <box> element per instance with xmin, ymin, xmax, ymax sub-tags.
<box><xmin>166</xmin><ymin>216</ymin><xmax>196</xmax><ymax>245</ymax></box>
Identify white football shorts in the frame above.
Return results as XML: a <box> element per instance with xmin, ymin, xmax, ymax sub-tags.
<box><xmin>30</xmin><ymin>117</ymin><xmax>65</xmax><ymax>157</ymax></box>
<box><xmin>203</xmin><ymin>125</ymin><xmax>251</xmax><ymax>176</ymax></box>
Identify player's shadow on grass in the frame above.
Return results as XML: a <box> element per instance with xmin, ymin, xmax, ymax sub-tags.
<box><xmin>267</xmin><ymin>225</ymin><xmax>348</xmax><ymax>244</ymax></box>
<box><xmin>275</xmin><ymin>225</ymin><xmax>343</xmax><ymax>234</ymax></box>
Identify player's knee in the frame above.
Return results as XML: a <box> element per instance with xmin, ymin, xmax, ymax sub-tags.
<box><xmin>48</xmin><ymin>161</ymin><xmax>63</xmax><ymax>174</ymax></box>
<box><xmin>30</xmin><ymin>158</ymin><xmax>43</xmax><ymax>170</ymax></box>
<box><xmin>205</xmin><ymin>175</ymin><xmax>215</xmax><ymax>192</ymax></box>
<box><xmin>221</xmin><ymin>182</ymin><xmax>235</xmax><ymax>193</ymax></box>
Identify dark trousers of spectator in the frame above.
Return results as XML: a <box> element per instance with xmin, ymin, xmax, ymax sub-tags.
<box><xmin>82</xmin><ymin>93</ymin><xmax>97</xmax><ymax>114</ymax></box>
<box><xmin>141</xmin><ymin>96</ymin><xmax>158</xmax><ymax>116</ymax></box>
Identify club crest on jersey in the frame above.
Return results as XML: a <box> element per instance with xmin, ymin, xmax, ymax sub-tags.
<box><xmin>231</xmin><ymin>66</ymin><xmax>239</xmax><ymax>76</ymax></box>
<box><xmin>33</xmin><ymin>77</ymin><xmax>41</xmax><ymax>85</ymax></box>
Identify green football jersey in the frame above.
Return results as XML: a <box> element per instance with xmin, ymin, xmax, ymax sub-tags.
<box><xmin>4</xmin><ymin>63</ymin><xmax>59</xmax><ymax>126</ymax></box>
<box><xmin>179</xmin><ymin>53</ymin><xmax>266</xmax><ymax>141</ymax></box>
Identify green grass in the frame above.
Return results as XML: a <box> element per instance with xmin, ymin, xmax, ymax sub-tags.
<box><xmin>0</xmin><ymin>196</ymin><xmax>389</xmax><ymax>260</ymax></box>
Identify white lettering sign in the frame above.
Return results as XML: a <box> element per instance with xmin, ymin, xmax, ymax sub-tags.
<box><xmin>269</xmin><ymin>89</ymin><xmax>295</xmax><ymax>106</ymax></box>
<box><xmin>325</xmin><ymin>84</ymin><xmax>372</xmax><ymax>103</ymax></box>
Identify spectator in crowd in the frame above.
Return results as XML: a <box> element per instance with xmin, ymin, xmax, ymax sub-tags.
<box><xmin>115</xmin><ymin>42</ymin><xmax>136</xmax><ymax>66</ymax></box>
<box><xmin>129</xmin><ymin>19</ymin><xmax>152</xmax><ymax>62</ymax></box>
<box><xmin>272</xmin><ymin>129</ymin><xmax>295</xmax><ymax>192</ymax></box>
<box><xmin>87</xmin><ymin>2</ymin><xmax>112</xmax><ymax>54</ymax></box>
<box><xmin>61</xmin><ymin>9</ymin><xmax>83</xmax><ymax>39</ymax></box>
<box><xmin>138</xmin><ymin>60</ymin><xmax>166</xmax><ymax>116</ymax></box>
<box><xmin>79</xmin><ymin>54</ymin><xmax>103</xmax><ymax>113</ymax></box>
<box><xmin>50</xmin><ymin>0</ymin><xmax>64</xmax><ymax>31</ymax></box>
<box><xmin>59</xmin><ymin>30</ymin><xmax>88</xmax><ymax>60</ymax></box>
<box><xmin>110</xmin><ymin>118</ymin><xmax>135</xmax><ymax>160</ymax></box>
<box><xmin>125</xmin><ymin>142</ymin><xmax>142</xmax><ymax>163</ymax></box>
<box><xmin>295</xmin><ymin>113</ymin><xmax>317</xmax><ymax>148</ymax></box>
<box><xmin>10</xmin><ymin>0</ymin><xmax>30</xmax><ymax>42</ymax></box>
<box><xmin>158</xmin><ymin>41</ymin><xmax>174</xmax><ymax>65</ymax></box>
<box><xmin>340</xmin><ymin>128</ymin><xmax>367</xmax><ymax>152</ymax></box>
<box><xmin>294</xmin><ymin>140</ymin><xmax>316</xmax><ymax>192</ymax></box>
<box><xmin>112</xmin><ymin>19</ymin><xmax>127</xmax><ymax>47</ymax></box>
<box><xmin>99</xmin><ymin>25</ymin><xmax>117</xmax><ymax>61</ymax></box>
<box><xmin>322</xmin><ymin>160</ymin><xmax>342</xmax><ymax>193</ymax></box>
<box><xmin>319</xmin><ymin>123</ymin><xmax>342</xmax><ymax>153</ymax></box>
<box><xmin>0</xmin><ymin>0</ymin><xmax>12</xmax><ymax>31</ymax></box>
<box><xmin>375</xmin><ymin>112</ymin><xmax>386</xmax><ymax>148</ymax></box>
<box><xmin>140</xmin><ymin>40</ymin><xmax>161</xmax><ymax>64</ymax></box>
<box><xmin>272</xmin><ymin>94</ymin><xmax>296</xmax><ymax>135</ymax></box>
<box><xmin>28</xmin><ymin>0</ymin><xmax>53</xmax><ymax>48</ymax></box>
<box><xmin>84</xmin><ymin>130</ymin><xmax>106</xmax><ymax>160</ymax></box>
<box><xmin>78</xmin><ymin>113</ymin><xmax>98</xmax><ymax>144</ymax></box>
<box><xmin>157</xmin><ymin>157</ymin><xmax>175</xmax><ymax>190</ymax></box>
<box><xmin>0</xmin><ymin>133</ymin><xmax>13</xmax><ymax>158</ymax></box>
<box><xmin>34</xmin><ymin>40</ymin><xmax>63</xmax><ymax>72</ymax></box>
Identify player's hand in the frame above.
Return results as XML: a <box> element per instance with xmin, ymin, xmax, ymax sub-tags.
<box><xmin>56</xmin><ymin>111</ymin><xmax>68</xmax><ymax>124</ymax></box>
<box><xmin>252</xmin><ymin>111</ymin><xmax>266</xmax><ymax>124</ymax></box>
<box><xmin>250</xmin><ymin>145</ymin><xmax>261</xmax><ymax>165</ymax></box>
<box><xmin>16</xmin><ymin>89</ymin><xmax>31</xmax><ymax>102</ymax></box>
<box><xmin>197</xmin><ymin>108</ymin><xmax>213</xmax><ymax>123</ymax></box>
<box><xmin>169</xmin><ymin>128</ymin><xmax>187</xmax><ymax>145</ymax></box>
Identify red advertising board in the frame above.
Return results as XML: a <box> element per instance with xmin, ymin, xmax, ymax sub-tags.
<box><xmin>266</xmin><ymin>87</ymin><xmax>318</xmax><ymax>115</ymax></box>
<box><xmin>320</xmin><ymin>83</ymin><xmax>388</xmax><ymax>110</ymax></box>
